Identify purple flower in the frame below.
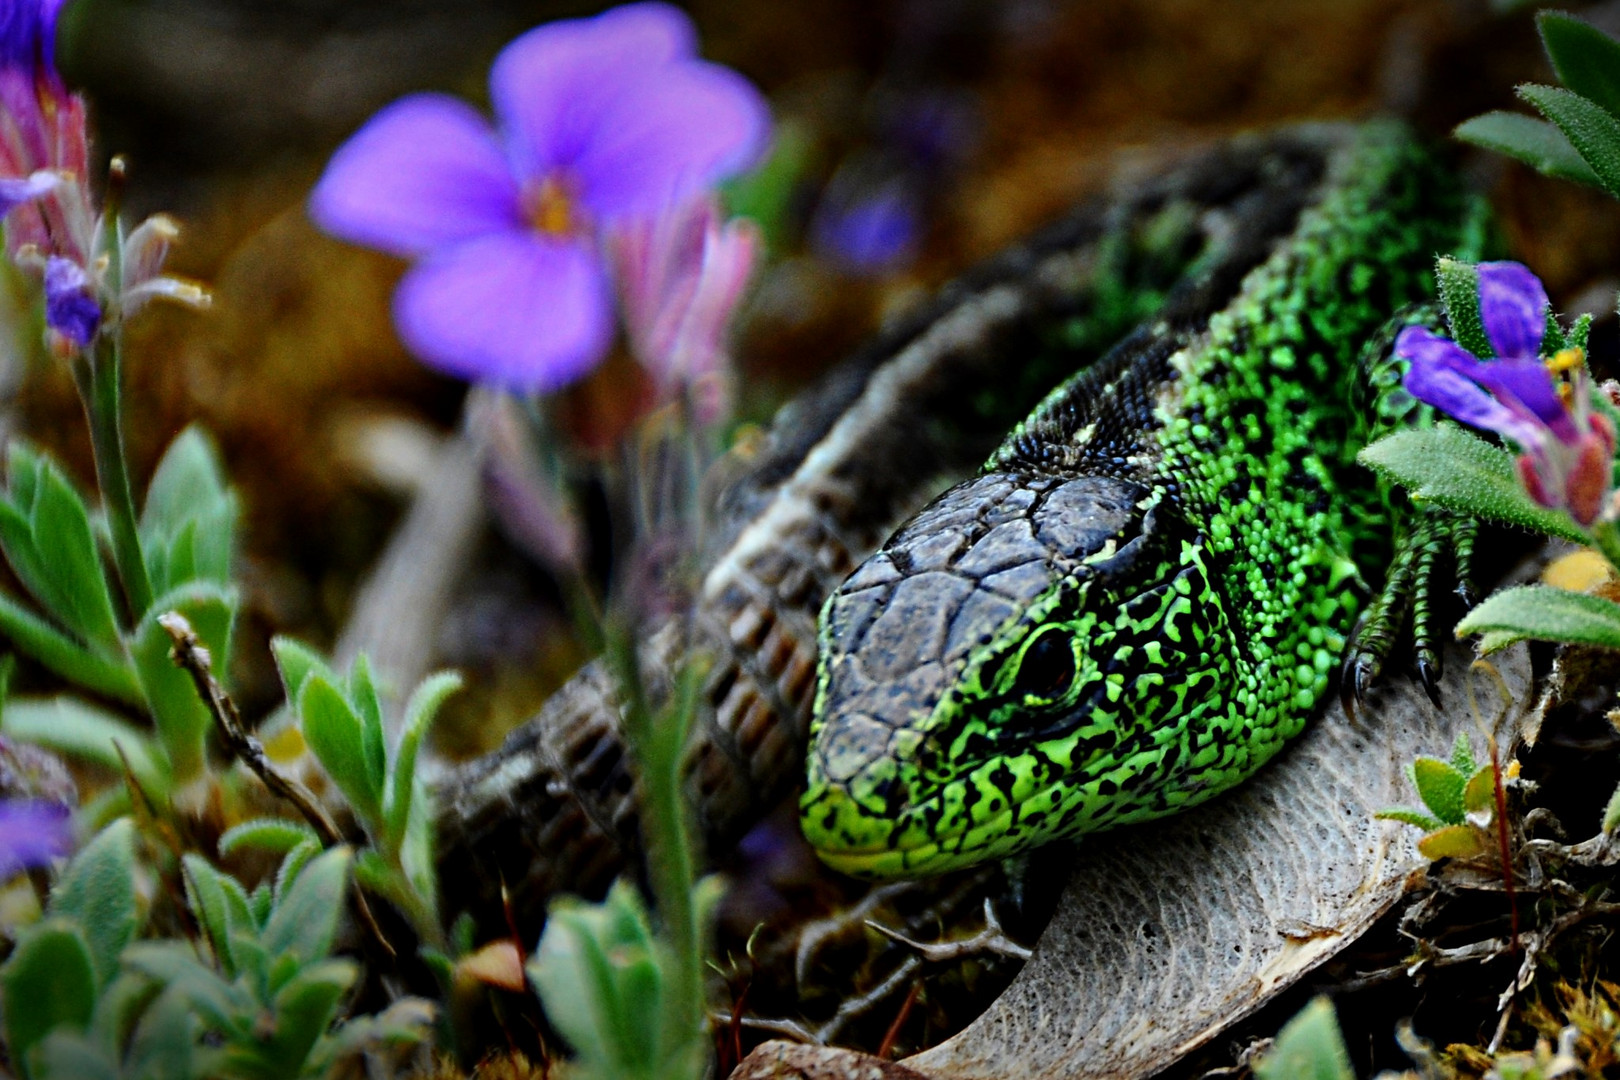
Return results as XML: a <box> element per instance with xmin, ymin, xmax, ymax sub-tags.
<box><xmin>1400</xmin><ymin>261</ymin><xmax>1615</xmax><ymax>526</ymax></box>
<box><xmin>0</xmin><ymin>798</ymin><xmax>70</xmax><ymax>877</ymax></box>
<box><xmin>811</xmin><ymin>174</ymin><xmax>921</xmax><ymax>274</ymax></box>
<box><xmin>309</xmin><ymin>2</ymin><xmax>770</xmax><ymax>392</ymax></box>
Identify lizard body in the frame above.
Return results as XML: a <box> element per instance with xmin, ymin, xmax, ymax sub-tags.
<box><xmin>803</xmin><ymin>121</ymin><xmax>1482</xmax><ymax>876</ymax></box>
<box><xmin>434</xmin><ymin>123</ymin><xmax>1480</xmax><ymax>920</ymax></box>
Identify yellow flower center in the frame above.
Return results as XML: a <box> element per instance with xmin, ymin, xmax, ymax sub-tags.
<box><xmin>1546</xmin><ymin>346</ymin><xmax>1586</xmax><ymax>406</ymax></box>
<box><xmin>526</xmin><ymin>175</ymin><xmax>580</xmax><ymax>238</ymax></box>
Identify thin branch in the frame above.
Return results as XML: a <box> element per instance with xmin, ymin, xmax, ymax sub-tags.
<box><xmin>158</xmin><ymin>612</ymin><xmax>341</xmax><ymax>844</ymax></box>
<box><xmin>158</xmin><ymin>611</ymin><xmax>395</xmax><ymax>959</ymax></box>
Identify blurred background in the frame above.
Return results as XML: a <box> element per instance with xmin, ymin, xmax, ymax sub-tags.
<box><xmin>17</xmin><ymin>0</ymin><xmax>1620</xmax><ymax>756</ymax></box>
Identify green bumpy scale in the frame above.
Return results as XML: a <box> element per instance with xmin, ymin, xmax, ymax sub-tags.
<box><xmin>801</xmin><ymin>124</ymin><xmax>1486</xmax><ymax>876</ymax></box>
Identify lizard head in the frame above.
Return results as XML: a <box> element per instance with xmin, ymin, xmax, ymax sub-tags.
<box><xmin>801</xmin><ymin>471</ymin><xmax>1241</xmax><ymax>876</ymax></box>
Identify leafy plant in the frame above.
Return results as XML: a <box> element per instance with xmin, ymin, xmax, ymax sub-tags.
<box><xmin>528</xmin><ymin>877</ymin><xmax>722</xmax><ymax>1080</ymax></box>
<box><xmin>271</xmin><ymin>638</ymin><xmax>461</xmax><ymax>943</ymax></box>
<box><xmin>1254</xmin><ymin>997</ymin><xmax>1355</xmax><ymax>1080</ymax></box>
<box><xmin>1456</xmin><ymin>11</ymin><xmax>1620</xmax><ymax>200</ymax></box>
<box><xmin>1378</xmin><ymin>733</ymin><xmax>1500</xmax><ymax>860</ymax></box>
<box><xmin>0</xmin><ymin>427</ymin><xmax>239</xmax><ymax>796</ymax></box>
<box><xmin>0</xmin><ymin>817</ymin><xmax>432</xmax><ymax>1080</ymax></box>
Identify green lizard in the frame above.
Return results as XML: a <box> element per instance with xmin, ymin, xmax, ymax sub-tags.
<box><xmin>801</xmin><ymin>121</ymin><xmax>1487</xmax><ymax>877</ymax></box>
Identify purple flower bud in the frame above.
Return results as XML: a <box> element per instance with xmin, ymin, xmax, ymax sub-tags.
<box><xmin>43</xmin><ymin>253</ymin><xmax>98</xmax><ymax>345</ymax></box>
<box><xmin>611</xmin><ymin>194</ymin><xmax>758</xmax><ymax>423</ymax></box>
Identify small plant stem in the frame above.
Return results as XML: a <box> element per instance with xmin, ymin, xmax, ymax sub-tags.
<box><xmin>604</xmin><ymin>622</ymin><xmax>708</xmax><ymax>1075</ymax></box>
<box><xmin>73</xmin><ymin>332</ymin><xmax>153</xmax><ymax>621</ymax></box>
<box><xmin>1488</xmin><ymin>734</ymin><xmax>1520</xmax><ymax>951</ymax></box>
<box><xmin>1592</xmin><ymin>520</ymin><xmax>1620</xmax><ymax>577</ymax></box>
<box><xmin>72</xmin><ymin>158</ymin><xmax>152</xmax><ymax>621</ymax></box>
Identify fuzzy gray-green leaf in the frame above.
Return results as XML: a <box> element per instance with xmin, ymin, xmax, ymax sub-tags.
<box><xmin>1456</xmin><ymin>584</ymin><xmax>1620</xmax><ymax>651</ymax></box>
<box><xmin>218</xmin><ymin>818</ymin><xmax>320</xmax><ymax>860</ymax></box>
<box><xmin>2</xmin><ymin>921</ymin><xmax>98</xmax><ymax>1075</ymax></box>
<box><xmin>1255</xmin><ymin>997</ymin><xmax>1354</xmax><ymax>1080</ymax></box>
<box><xmin>132</xmin><ymin>583</ymin><xmax>237</xmax><ymax>784</ymax></box>
<box><xmin>50</xmin><ymin>818</ymin><xmax>138</xmax><ymax>989</ymax></box>
<box><xmin>1455</xmin><ymin>111</ymin><xmax>1603</xmax><ymax>187</ymax></box>
<box><xmin>261</xmin><ymin>846</ymin><xmax>350</xmax><ymax>970</ymax></box>
<box><xmin>1435</xmin><ymin>258</ymin><xmax>1491</xmax><ymax>359</ymax></box>
<box><xmin>1519</xmin><ymin>83</ymin><xmax>1620</xmax><ymax>197</ymax></box>
<box><xmin>298</xmin><ymin>673</ymin><xmax>380</xmax><ymax>826</ymax></box>
<box><xmin>1411</xmin><ymin>757</ymin><xmax>1467</xmax><ymax>826</ymax></box>
<box><xmin>1359</xmin><ymin>426</ymin><xmax>1589</xmax><ymax>543</ymax></box>
<box><xmin>1538</xmin><ymin>12</ymin><xmax>1620</xmax><ymax>118</ymax></box>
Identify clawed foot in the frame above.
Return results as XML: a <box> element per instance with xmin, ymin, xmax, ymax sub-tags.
<box><xmin>1341</xmin><ymin>510</ymin><xmax>1475</xmax><ymax>715</ymax></box>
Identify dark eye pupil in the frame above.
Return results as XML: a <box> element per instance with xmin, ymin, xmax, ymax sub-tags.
<box><xmin>1014</xmin><ymin>632</ymin><xmax>1075</xmax><ymax>701</ymax></box>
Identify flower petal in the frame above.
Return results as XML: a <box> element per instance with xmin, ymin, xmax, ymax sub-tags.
<box><xmin>1398</xmin><ymin>326</ymin><xmax>1539</xmax><ymax>442</ymax></box>
<box><xmin>490</xmin><ymin>2</ymin><xmax>698</xmax><ymax>179</ymax></box>
<box><xmin>0</xmin><ymin>168</ymin><xmax>56</xmax><ymax>215</ymax></box>
<box><xmin>393</xmin><ymin>231</ymin><xmax>612</xmax><ymax>391</ymax></box>
<box><xmin>309</xmin><ymin>94</ymin><xmax>522</xmax><ymax>259</ymax></box>
<box><xmin>1477</xmin><ymin>261</ymin><xmax>1548</xmax><ymax>361</ymax></box>
<box><xmin>574</xmin><ymin>61</ymin><xmax>770</xmax><ymax>220</ymax></box>
<box><xmin>1468</xmin><ymin>359</ymin><xmax>1579</xmax><ymax>444</ymax></box>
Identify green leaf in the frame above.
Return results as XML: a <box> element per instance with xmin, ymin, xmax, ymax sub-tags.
<box><xmin>1464</xmin><ymin>766</ymin><xmax>1497</xmax><ymax>817</ymax></box>
<box><xmin>1519</xmin><ymin>83</ymin><xmax>1620</xmax><ymax>198</ymax></box>
<box><xmin>1604</xmin><ymin>779</ymin><xmax>1620</xmax><ymax>833</ymax></box>
<box><xmin>139</xmin><ymin>429</ymin><xmax>237</xmax><ymax>596</ymax></box>
<box><xmin>1375</xmin><ymin>807</ymin><xmax>1444</xmax><ymax>831</ymax></box>
<box><xmin>1418</xmin><ymin>824</ymin><xmax>1490</xmax><ymax>860</ymax></box>
<box><xmin>50</xmin><ymin>819</ymin><xmax>138</xmax><ymax>989</ymax></box>
<box><xmin>142</xmin><ymin>429</ymin><xmax>231</xmax><ymax>532</ymax></box>
<box><xmin>0</xmin><ymin>590</ymin><xmax>141</xmax><ymax>703</ymax></box>
<box><xmin>274</xmin><ymin>840</ymin><xmax>321</xmax><ymax>905</ymax></box>
<box><xmin>121</xmin><ymin>941</ymin><xmax>245</xmax><ymax>1032</ymax></box>
<box><xmin>348</xmin><ymin>655</ymin><xmax>387</xmax><ymax>808</ymax></box>
<box><xmin>131</xmin><ymin>583</ymin><xmax>238</xmax><ymax>784</ymax></box>
<box><xmin>2</xmin><ymin>921</ymin><xmax>98</xmax><ymax>1075</ymax></box>
<box><xmin>31</xmin><ymin>1032</ymin><xmax>120</xmax><ymax>1080</ymax></box>
<box><xmin>126</xmin><ymin>985</ymin><xmax>197</xmax><ymax>1080</ymax></box>
<box><xmin>181</xmin><ymin>854</ymin><xmax>252</xmax><ymax>978</ymax></box>
<box><xmin>530</xmin><ymin>881</ymin><xmax>662</xmax><ymax>1074</ymax></box>
<box><xmin>1448</xmin><ymin>731</ymin><xmax>1476</xmax><ymax>777</ymax></box>
<box><xmin>1538</xmin><ymin>12</ymin><xmax>1620</xmax><ymax>118</ymax></box>
<box><xmin>1435</xmin><ymin>258</ymin><xmax>1491</xmax><ymax>359</ymax></box>
<box><xmin>28</xmin><ymin>462</ymin><xmax>121</xmax><ymax>649</ymax></box>
<box><xmin>261</xmin><ymin>846</ymin><xmax>350</xmax><ymax>970</ymax></box>
<box><xmin>385</xmin><ymin>671</ymin><xmax>461</xmax><ymax>850</ymax></box>
<box><xmin>1456</xmin><ymin>584</ymin><xmax>1620</xmax><ymax>651</ymax></box>
<box><xmin>269</xmin><ymin>636</ymin><xmax>329</xmax><ymax>706</ymax></box>
<box><xmin>1254</xmin><ymin>997</ymin><xmax>1354</xmax><ymax>1080</ymax></box>
<box><xmin>257</xmin><ymin>959</ymin><xmax>356</xmax><ymax>1077</ymax></box>
<box><xmin>218</xmin><ymin>818</ymin><xmax>321</xmax><ymax>860</ymax></box>
<box><xmin>298</xmin><ymin>674</ymin><xmax>380</xmax><ymax>826</ymax></box>
<box><xmin>1359</xmin><ymin>425</ymin><xmax>1590</xmax><ymax>544</ymax></box>
<box><xmin>1411</xmin><ymin>757</ymin><xmax>1467</xmax><ymax>825</ymax></box>
<box><xmin>1455</xmin><ymin>111</ymin><xmax>1603</xmax><ymax>187</ymax></box>
<box><xmin>3</xmin><ymin>696</ymin><xmax>165</xmax><ymax>792</ymax></box>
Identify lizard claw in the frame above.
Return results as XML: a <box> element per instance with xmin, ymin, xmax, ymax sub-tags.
<box><xmin>1416</xmin><ymin>655</ymin><xmax>1442</xmax><ymax>708</ymax></box>
<box><xmin>1339</xmin><ymin>650</ymin><xmax>1377</xmax><ymax>723</ymax></box>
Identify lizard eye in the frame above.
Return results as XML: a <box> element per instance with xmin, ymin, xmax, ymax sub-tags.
<box><xmin>1012</xmin><ymin>629</ymin><xmax>1076</xmax><ymax>703</ymax></box>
